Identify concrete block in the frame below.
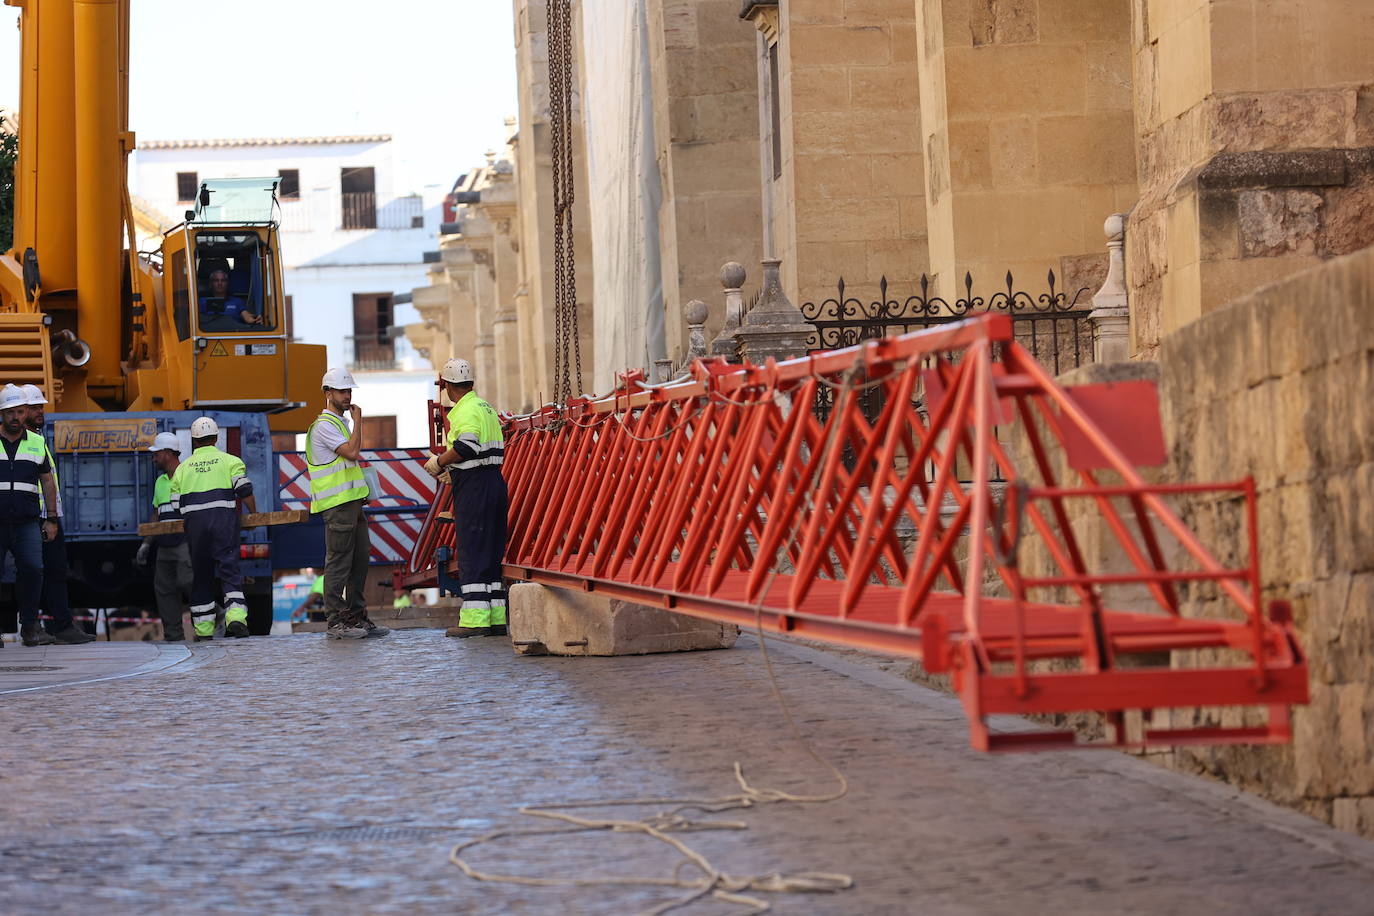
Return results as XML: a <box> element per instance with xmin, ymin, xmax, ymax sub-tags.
<box><xmin>508</xmin><ymin>582</ymin><xmax>739</xmax><ymax>656</ymax></box>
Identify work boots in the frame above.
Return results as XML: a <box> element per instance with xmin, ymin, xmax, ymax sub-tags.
<box><xmin>225</xmin><ymin>621</ymin><xmax>250</xmax><ymax>639</ymax></box>
<box><xmin>445</xmin><ymin>626</ymin><xmax>491</xmax><ymax>639</ymax></box>
<box><xmin>52</xmin><ymin>625</ymin><xmax>95</xmax><ymax>645</ymax></box>
<box><xmin>326</xmin><ymin>623</ymin><xmax>367</xmax><ymax>640</ymax></box>
<box><xmin>361</xmin><ymin>619</ymin><xmax>391</xmax><ymax>638</ymax></box>
<box><xmin>20</xmin><ymin>626</ymin><xmax>56</xmax><ymax>647</ymax></box>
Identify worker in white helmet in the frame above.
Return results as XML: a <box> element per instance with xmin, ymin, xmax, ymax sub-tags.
<box><xmin>0</xmin><ymin>384</ymin><xmax>60</xmax><ymax>647</ymax></box>
<box><xmin>305</xmin><ymin>368</ymin><xmax>389</xmax><ymax>639</ymax></box>
<box><xmin>423</xmin><ymin>358</ymin><xmax>508</xmax><ymax>638</ymax></box>
<box><xmin>21</xmin><ymin>384</ymin><xmax>92</xmax><ymax>644</ymax></box>
<box><xmin>169</xmin><ymin>416</ymin><xmax>257</xmax><ymax>640</ymax></box>
<box><xmin>136</xmin><ymin>432</ymin><xmax>193</xmax><ymax>641</ymax></box>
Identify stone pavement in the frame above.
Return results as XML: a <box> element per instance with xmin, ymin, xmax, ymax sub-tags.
<box><xmin>1</xmin><ymin>630</ymin><xmax>1371</xmax><ymax>915</ymax></box>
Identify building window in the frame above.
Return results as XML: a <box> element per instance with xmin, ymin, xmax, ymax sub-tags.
<box><xmin>350</xmin><ymin>292</ymin><xmax>395</xmax><ymax>369</ymax></box>
<box><xmin>341</xmin><ymin>166</ymin><xmax>377</xmax><ymax>229</ymax></box>
<box><xmin>278</xmin><ymin>169</ymin><xmax>300</xmax><ymax>200</ymax></box>
<box><xmin>360</xmin><ymin>415</ymin><xmax>397</xmax><ymax>449</ymax></box>
<box><xmin>768</xmin><ymin>43</ymin><xmax>782</xmax><ymax>181</ymax></box>
<box><xmin>177</xmin><ymin>171</ymin><xmax>199</xmax><ymax>203</ymax></box>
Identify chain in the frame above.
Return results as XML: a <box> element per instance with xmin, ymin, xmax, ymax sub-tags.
<box><xmin>548</xmin><ymin>0</ymin><xmax>581</xmax><ymax>405</ymax></box>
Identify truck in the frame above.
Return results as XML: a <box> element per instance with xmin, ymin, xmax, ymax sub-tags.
<box><xmin>0</xmin><ymin>0</ymin><xmax>328</xmax><ymax>630</ymax></box>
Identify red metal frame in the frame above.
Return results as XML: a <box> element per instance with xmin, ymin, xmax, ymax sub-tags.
<box><xmin>403</xmin><ymin>315</ymin><xmax>1307</xmax><ymax>752</ymax></box>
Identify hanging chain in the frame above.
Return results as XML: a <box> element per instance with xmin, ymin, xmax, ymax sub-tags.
<box><xmin>548</xmin><ymin>0</ymin><xmax>582</xmax><ymax>405</ymax></box>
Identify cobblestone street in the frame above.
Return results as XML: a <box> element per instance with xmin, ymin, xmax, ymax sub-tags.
<box><xmin>2</xmin><ymin>631</ymin><xmax>1372</xmax><ymax>914</ymax></box>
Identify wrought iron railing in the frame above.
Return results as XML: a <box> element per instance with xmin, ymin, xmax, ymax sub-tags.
<box><xmin>345</xmin><ymin>334</ymin><xmax>397</xmax><ymax>371</ymax></box>
<box><xmin>802</xmin><ymin>270</ymin><xmax>1093</xmax><ymax>483</ymax></box>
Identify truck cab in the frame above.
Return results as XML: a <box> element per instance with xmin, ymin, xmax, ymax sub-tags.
<box><xmin>149</xmin><ymin>178</ymin><xmax>323</xmax><ymax>433</ymax></box>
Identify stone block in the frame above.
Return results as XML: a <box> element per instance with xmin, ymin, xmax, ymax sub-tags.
<box><xmin>508</xmin><ymin>582</ymin><xmax>738</xmax><ymax>656</ymax></box>
<box><xmin>791</xmin><ymin>65</ymin><xmax>851</xmax><ymax>112</ymax></box>
<box><xmin>789</xmin><ymin>23</ymin><xmax>893</xmax><ymax>67</ymax></box>
<box><xmin>1036</xmin><ymin>111</ymin><xmax>1139</xmax><ymax>186</ymax></box>
<box><xmin>945</xmin><ymin>44</ymin><xmax>1087</xmax><ymax>117</ymax></box>
<box><xmin>948</xmin><ymin>120</ymin><xmax>992</xmax><ymax>189</ymax></box>
<box><xmin>1038</xmin><ymin>0</ymin><xmax>1130</xmax><ymax>44</ymax></box>
<box><xmin>1332</xmin><ymin>797</ymin><xmax>1374</xmax><ymax>838</ymax></box>
<box><xmin>871</xmin><ymin>151</ymin><xmax>925</xmax><ymax>197</ymax></box>
<box><xmin>1238</xmin><ymin>189</ymin><xmax>1323</xmax><ymax>258</ymax></box>
<box><xmin>849</xmin><ymin>64</ymin><xmax>920</xmax><ymax>112</ymax></box>
<box><xmin>969</xmin><ymin>0</ymin><xmax>1038</xmax><ymax>47</ymax></box>
<box><xmin>989</xmin><ymin>117</ymin><xmax>1038</xmax><ymax>189</ymax></box>
<box><xmin>1084</xmin><ymin>40</ymin><xmax>1133</xmax><ymax>113</ymax></box>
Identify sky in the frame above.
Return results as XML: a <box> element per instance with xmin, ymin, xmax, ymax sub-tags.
<box><xmin>0</xmin><ymin>0</ymin><xmax>519</xmax><ymax>194</ymax></box>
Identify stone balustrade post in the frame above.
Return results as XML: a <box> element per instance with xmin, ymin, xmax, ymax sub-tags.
<box><xmin>1090</xmin><ymin>213</ymin><xmax>1130</xmax><ymax>362</ymax></box>
<box><xmin>709</xmin><ymin>261</ymin><xmax>747</xmax><ymax>359</ymax></box>
<box><xmin>734</xmin><ymin>257</ymin><xmax>816</xmax><ymax>365</ymax></box>
<box><xmin>685</xmin><ymin>298</ymin><xmax>709</xmax><ymax>363</ymax></box>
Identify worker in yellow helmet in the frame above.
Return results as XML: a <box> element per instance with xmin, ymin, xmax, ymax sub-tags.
<box><xmin>423</xmin><ymin>358</ymin><xmax>508</xmax><ymax>638</ymax></box>
<box><xmin>170</xmin><ymin>417</ymin><xmax>256</xmax><ymax>640</ymax></box>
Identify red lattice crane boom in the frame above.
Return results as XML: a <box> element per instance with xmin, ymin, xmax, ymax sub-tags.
<box><xmin>404</xmin><ymin>315</ymin><xmax>1307</xmax><ymax>751</ymax></box>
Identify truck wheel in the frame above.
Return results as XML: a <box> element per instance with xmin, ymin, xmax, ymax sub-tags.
<box><xmin>247</xmin><ymin>591</ymin><xmax>273</xmax><ymax>636</ymax></box>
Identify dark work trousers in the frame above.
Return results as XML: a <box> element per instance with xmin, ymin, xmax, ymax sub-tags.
<box><xmin>451</xmin><ymin>466</ymin><xmax>508</xmax><ymax>622</ymax></box>
<box><xmin>322</xmin><ymin>500</ymin><xmax>370</xmax><ymax>628</ymax></box>
<box><xmin>154</xmin><ymin>542</ymin><xmax>193</xmax><ymax>640</ymax></box>
<box><xmin>184</xmin><ymin>510</ymin><xmax>243</xmax><ymax>630</ymax></box>
<box><xmin>39</xmin><ymin>524</ymin><xmax>75</xmax><ymax>633</ymax></box>
<box><xmin>1</xmin><ymin>520</ymin><xmax>43</xmax><ymax>628</ymax></box>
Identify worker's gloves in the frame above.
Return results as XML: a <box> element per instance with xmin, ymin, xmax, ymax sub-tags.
<box><xmin>135</xmin><ymin>542</ymin><xmax>151</xmax><ymax>568</ymax></box>
<box><xmin>424</xmin><ymin>455</ymin><xmax>443</xmax><ymax>478</ymax></box>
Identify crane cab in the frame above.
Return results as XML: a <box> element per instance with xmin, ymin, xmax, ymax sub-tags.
<box><xmin>150</xmin><ymin>177</ymin><xmax>324</xmax><ymax>432</ymax></box>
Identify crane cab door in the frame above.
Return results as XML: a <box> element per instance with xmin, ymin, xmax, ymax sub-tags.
<box><xmin>185</xmin><ymin>225</ymin><xmax>291</xmax><ymax>409</ymax></box>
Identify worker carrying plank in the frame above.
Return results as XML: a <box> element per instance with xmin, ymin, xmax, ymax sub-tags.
<box><xmin>305</xmin><ymin>368</ymin><xmax>390</xmax><ymax>640</ymax></box>
<box><xmin>170</xmin><ymin>416</ymin><xmax>256</xmax><ymax>640</ymax></box>
<box><xmin>424</xmin><ymin>358</ymin><xmax>508</xmax><ymax>639</ymax></box>
<box><xmin>136</xmin><ymin>432</ymin><xmax>194</xmax><ymax>642</ymax></box>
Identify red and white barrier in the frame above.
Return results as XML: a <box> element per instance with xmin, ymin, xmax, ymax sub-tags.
<box><xmin>278</xmin><ymin>448</ymin><xmax>436</xmax><ymax>564</ymax></box>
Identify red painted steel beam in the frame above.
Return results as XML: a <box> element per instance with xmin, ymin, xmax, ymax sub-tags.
<box><xmin>405</xmin><ymin>314</ymin><xmax>1309</xmax><ymax>752</ymax></box>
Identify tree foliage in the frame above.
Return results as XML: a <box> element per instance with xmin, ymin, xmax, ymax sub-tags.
<box><xmin>0</xmin><ymin>113</ymin><xmax>16</xmax><ymax>252</ymax></box>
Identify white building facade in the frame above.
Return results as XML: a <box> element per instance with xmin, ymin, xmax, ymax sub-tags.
<box><xmin>133</xmin><ymin>135</ymin><xmax>440</xmax><ymax>447</ymax></box>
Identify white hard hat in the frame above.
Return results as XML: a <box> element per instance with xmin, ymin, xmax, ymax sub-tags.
<box><xmin>0</xmin><ymin>384</ymin><xmax>27</xmax><ymax>411</ymax></box>
<box><xmin>21</xmin><ymin>384</ymin><xmax>47</xmax><ymax>406</ymax></box>
<box><xmin>190</xmin><ymin>416</ymin><xmax>220</xmax><ymax>438</ymax></box>
<box><xmin>440</xmin><ymin>358</ymin><xmax>473</xmax><ymax>384</ymax></box>
<box><xmin>148</xmin><ymin>432</ymin><xmax>181</xmax><ymax>453</ymax></box>
<box><xmin>321</xmin><ymin>367</ymin><xmax>357</xmax><ymax>390</ymax></box>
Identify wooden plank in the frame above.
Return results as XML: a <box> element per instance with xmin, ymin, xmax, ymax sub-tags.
<box><xmin>137</xmin><ymin>508</ymin><xmax>310</xmax><ymax>537</ymax></box>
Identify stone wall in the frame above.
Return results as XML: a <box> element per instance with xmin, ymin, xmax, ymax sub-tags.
<box><xmin>745</xmin><ymin>0</ymin><xmax>928</xmax><ymax>308</ymax></box>
<box><xmin>913</xmin><ymin>0</ymin><xmax>1136</xmax><ymax>299</ymax></box>
<box><xmin>1127</xmin><ymin>0</ymin><xmax>1374</xmax><ymax>357</ymax></box>
<box><xmin>1149</xmin><ymin>243</ymin><xmax>1374</xmax><ymax>838</ymax></box>
<box><xmin>647</xmin><ymin>0</ymin><xmax>764</xmax><ymax>352</ymax></box>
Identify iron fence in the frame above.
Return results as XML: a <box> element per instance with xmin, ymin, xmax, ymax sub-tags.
<box><xmin>801</xmin><ymin>270</ymin><xmax>1094</xmax><ymax>484</ymax></box>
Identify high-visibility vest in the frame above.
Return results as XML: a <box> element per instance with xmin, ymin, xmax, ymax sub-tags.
<box><xmin>152</xmin><ymin>472</ymin><xmax>186</xmax><ymax>546</ymax></box>
<box><xmin>446</xmin><ymin>392</ymin><xmax>504</xmax><ymax>471</ymax></box>
<box><xmin>37</xmin><ymin>440</ymin><xmax>61</xmax><ymax>518</ymax></box>
<box><xmin>0</xmin><ymin>430</ymin><xmax>49</xmax><ymax>519</ymax></box>
<box><xmin>170</xmin><ymin>446</ymin><xmax>252</xmax><ymax>518</ymax></box>
<box><xmin>305</xmin><ymin>411</ymin><xmax>369</xmax><ymax>513</ymax></box>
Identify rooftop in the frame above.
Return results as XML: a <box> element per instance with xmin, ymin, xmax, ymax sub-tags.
<box><xmin>141</xmin><ymin>134</ymin><xmax>392</xmax><ymax>150</ymax></box>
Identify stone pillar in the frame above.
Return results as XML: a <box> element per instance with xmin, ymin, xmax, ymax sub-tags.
<box><xmin>493</xmin><ymin>307</ymin><xmax>521</xmax><ymax>412</ymax></box>
<box><xmin>1090</xmin><ymin>213</ymin><xmax>1130</xmax><ymax>363</ymax></box>
<box><xmin>709</xmin><ymin>261</ymin><xmax>746</xmax><ymax>359</ymax></box>
<box><xmin>734</xmin><ymin>258</ymin><xmax>815</xmax><ymax>364</ymax></box>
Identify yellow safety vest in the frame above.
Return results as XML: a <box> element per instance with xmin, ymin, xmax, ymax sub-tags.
<box><xmin>306</xmin><ymin>411</ymin><xmax>369</xmax><ymax>513</ymax></box>
<box><xmin>446</xmin><ymin>391</ymin><xmax>504</xmax><ymax>471</ymax></box>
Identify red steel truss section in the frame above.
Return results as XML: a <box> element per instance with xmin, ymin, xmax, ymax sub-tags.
<box><xmin>404</xmin><ymin>314</ymin><xmax>1307</xmax><ymax>751</ymax></box>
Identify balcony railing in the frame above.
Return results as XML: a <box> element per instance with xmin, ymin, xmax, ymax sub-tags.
<box><xmin>345</xmin><ymin>335</ymin><xmax>397</xmax><ymax>371</ymax></box>
<box><xmin>340</xmin><ymin>192</ymin><xmax>424</xmax><ymax>231</ymax></box>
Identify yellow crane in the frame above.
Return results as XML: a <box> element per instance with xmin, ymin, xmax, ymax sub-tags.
<box><xmin>0</xmin><ymin>0</ymin><xmax>324</xmax><ymax>432</ymax></box>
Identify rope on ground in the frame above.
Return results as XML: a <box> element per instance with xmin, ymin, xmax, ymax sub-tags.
<box><xmin>448</xmin><ymin>358</ymin><xmax>865</xmax><ymax>914</ymax></box>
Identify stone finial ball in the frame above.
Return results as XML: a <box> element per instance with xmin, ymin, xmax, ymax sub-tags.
<box><xmin>1104</xmin><ymin>213</ymin><xmax>1126</xmax><ymax>240</ymax></box>
<box><xmin>684</xmin><ymin>299</ymin><xmax>709</xmax><ymax>325</ymax></box>
<box><xmin>719</xmin><ymin>261</ymin><xmax>746</xmax><ymax>289</ymax></box>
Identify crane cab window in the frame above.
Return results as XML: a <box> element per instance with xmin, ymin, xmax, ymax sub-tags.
<box><xmin>194</xmin><ymin>233</ymin><xmax>277</xmax><ymax>333</ymax></box>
